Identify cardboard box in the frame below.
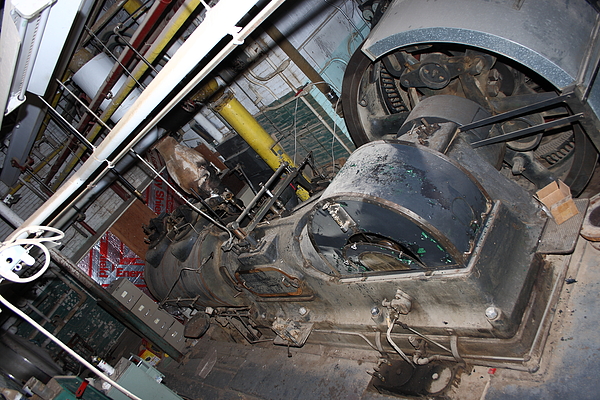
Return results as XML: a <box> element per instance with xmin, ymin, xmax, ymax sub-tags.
<box><xmin>536</xmin><ymin>180</ymin><xmax>578</xmax><ymax>224</ymax></box>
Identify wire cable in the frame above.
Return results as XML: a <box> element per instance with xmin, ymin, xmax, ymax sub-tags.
<box><xmin>0</xmin><ymin>226</ymin><xmax>64</xmax><ymax>283</ymax></box>
<box><xmin>293</xmin><ymin>95</ymin><xmax>300</xmax><ymax>165</ymax></box>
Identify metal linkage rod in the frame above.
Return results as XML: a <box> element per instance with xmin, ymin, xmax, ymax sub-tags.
<box><xmin>471</xmin><ymin>113</ymin><xmax>583</xmax><ymax>148</ymax></box>
<box><xmin>113</xmin><ymin>29</ymin><xmax>159</xmax><ymax>74</ymax></box>
<box><xmin>235</xmin><ymin>162</ymin><xmax>288</xmax><ymax>225</ymax></box>
<box><xmin>459</xmin><ymin>92</ymin><xmax>572</xmax><ymax>132</ymax></box>
<box><xmin>37</xmin><ymin>96</ymin><xmax>95</xmax><ymax>151</ymax></box>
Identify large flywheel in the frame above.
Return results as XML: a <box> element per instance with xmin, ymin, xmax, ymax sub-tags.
<box><xmin>341</xmin><ymin>43</ymin><xmax>598</xmax><ymax>195</ymax></box>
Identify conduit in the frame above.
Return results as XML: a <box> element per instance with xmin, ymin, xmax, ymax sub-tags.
<box><xmin>8</xmin><ymin>0</ymin><xmax>286</xmax><ymax>239</ymax></box>
<box><xmin>8</xmin><ymin>144</ymin><xmax>63</xmax><ymax>196</ymax></box>
<box><xmin>123</xmin><ymin>0</ymin><xmax>145</xmax><ymax>15</ymax></box>
<box><xmin>80</xmin><ymin>0</ymin><xmax>128</xmax><ymax>48</ymax></box>
<box><xmin>387</xmin><ymin>318</ymin><xmax>414</xmax><ymax>367</ymax></box>
<box><xmin>49</xmin><ymin>0</ymin><xmax>204</xmax><ymax>189</ymax></box>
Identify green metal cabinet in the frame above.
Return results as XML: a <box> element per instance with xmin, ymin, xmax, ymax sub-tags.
<box><xmin>106</xmin><ymin>357</ymin><xmax>182</xmax><ymax>400</ymax></box>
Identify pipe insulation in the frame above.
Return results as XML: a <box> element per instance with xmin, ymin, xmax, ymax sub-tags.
<box><xmin>193</xmin><ymin>111</ymin><xmax>224</xmax><ymax>143</ymax></box>
<box><xmin>8</xmin><ymin>0</ymin><xmax>287</xmax><ymax>241</ymax></box>
<box><xmin>73</xmin><ymin>53</ymin><xmax>142</xmax><ymax>123</ymax></box>
<box><xmin>49</xmin><ymin>0</ymin><xmax>206</xmax><ymax>189</ymax></box>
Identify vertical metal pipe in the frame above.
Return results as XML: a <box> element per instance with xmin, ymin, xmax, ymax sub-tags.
<box><xmin>45</xmin><ymin>0</ymin><xmax>174</xmax><ymax>187</ymax></box>
<box><xmin>193</xmin><ymin>111</ymin><xmax>224</xmax><ymax>142</ymax></box>
<box><xmin>8</xmin><ymin>0</ymin><xmax>283</xmax><ymax>236</ymax></box>
<box><xmin>123</xmin><ymin>0</ymin><xmax>145</xmax><ymax>14</ymax></box>
<box><xmin>0</xmin><ymin>201</ymin><xmax>25</xmax><ymax>232</ymax></box>
<box><xmin>90</xmin><ymin>0</ymin><xmax>205</xmax><ymax>128</ymax></box>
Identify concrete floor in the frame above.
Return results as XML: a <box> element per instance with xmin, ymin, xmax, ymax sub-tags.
<box><xmin>153</xmin><ymin>237</ymin><xmax>600</xmax><ymax>400</ymax></box>
<box><xmin>484</xmin><ymin>239</ymin><xmax>600</xmax><ymax>400</ymax></box>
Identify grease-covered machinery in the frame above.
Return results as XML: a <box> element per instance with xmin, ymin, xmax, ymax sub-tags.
<box><xmin>143</xmin><ymin>0</ymin><xmax>600</xmax><ymax>395</ymax></box>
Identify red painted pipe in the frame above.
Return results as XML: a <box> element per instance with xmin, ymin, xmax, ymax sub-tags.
<box><xmin>45</xmin><ymin>0</ymin><xmax>172</xmax><ymax>186</ymax></box>
<box><xmin>86</xmin><ymin>0</ymin><xmax>173</xmax><ymax>115</ymax></box>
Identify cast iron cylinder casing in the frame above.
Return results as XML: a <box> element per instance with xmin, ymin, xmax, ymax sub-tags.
<box><xmin>144</xmin><ymin>141</ymin><xmax>545</xmax><ymax>344</ymax></box>
<box><xmin>308</xmin><ymin>140</ymin><xmax>492</xmax><ymax>276</ymax></box>
<box><xmin>145</xmin><ymin>223</ymin><xmax>246</xmax><ymax>308</ymax></box>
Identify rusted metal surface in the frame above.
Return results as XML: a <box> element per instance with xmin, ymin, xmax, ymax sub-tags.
<box><xmin>110</xmin><ymin>199</ymin><xmax>157</xmax><ymax>260</ymax></box>
<box><xmin>312</xmin><ymin>140</ymin><xmax>491</xmax><ymax>272</ymax></box>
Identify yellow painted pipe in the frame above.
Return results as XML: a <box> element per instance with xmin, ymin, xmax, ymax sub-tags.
<box><xmin>190</xmin><ymin>77</ymin><xmax>222</xmax><ymax>103</ymax></box>
<box><xmin>124</xmin><ymin>0</ymin><xmax>144</xmax><ymax>14</ymax></box>
<box><xmin>212</xmin><ymin>90</ymin><xmax>310</xmax><ymax>200</ymax></box>
<box><xmin>9</xmin><ymin>144</ymin><xmax>64</xmax><ymax>196</ymax></box>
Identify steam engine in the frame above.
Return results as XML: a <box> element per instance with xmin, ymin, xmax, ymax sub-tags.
<box><xmin>143</xmin><ymin>0</ymin><xmax>600</xmax><ymax>393</ymax></box>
